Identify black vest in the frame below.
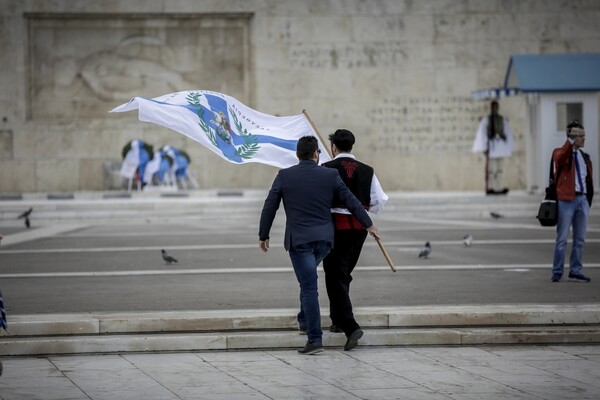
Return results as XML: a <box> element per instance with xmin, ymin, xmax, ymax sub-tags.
<box><xmin>323</xmin><ymin>157</ymin><xmax>374</xmax><ymax>208</ymax></box>
<box><xmin>581</xmin><ymin>151</ymin><xmax>595</xmax><ymax>206</ymax></box>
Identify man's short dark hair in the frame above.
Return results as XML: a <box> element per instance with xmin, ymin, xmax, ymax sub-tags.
<box><xmin>296</xmin><ymin>136</ymin><xmax>319</xmax><ymax>160</ymax></box>
<box><xmin>328</xmin><ymin>129</ymin><xmax>355</xmax><ymax>152</ymax></box>
<box><xmin>567</xmin><ymin>119</ymin><xmax>584</xmax><ymax>135</ymax></box>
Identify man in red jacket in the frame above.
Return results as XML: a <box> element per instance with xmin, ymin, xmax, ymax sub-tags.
<box><xmin>551</xmin><ymin>120</ymin><xmax>594</xmax><ymax>282</ymax></box>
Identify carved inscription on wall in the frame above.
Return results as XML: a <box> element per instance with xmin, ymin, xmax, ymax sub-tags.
<box><xmin>290</xmin><ymin>43</ymin><xmax>410</xmax><ymax>69</ymax></box>
<box><xmin>369</xmin><ymin>96</ymin><xmax>488</xmax><ymax>154</ymax></box>
<box><xmin>0</xmin><ymin>130</ymin><xmax>13</xmax><ymax>159</ymax></box>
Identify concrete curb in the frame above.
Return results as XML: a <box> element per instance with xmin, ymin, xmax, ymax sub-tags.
<box><xmin>3</xmin><ymin>326</ymin><xmax>600</xmax><ymax>356</ymax></box>
<box><xmin>6</xmin><ymin>304</ymin><xmax>600</xmax><ymax>336</ymax></box>
<box><xmin>2</xmin><ymin>304</ymin><xmax>600</xmax><ymax>355</ymax></box>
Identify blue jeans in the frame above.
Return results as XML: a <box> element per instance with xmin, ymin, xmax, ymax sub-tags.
<box><xmin>552</xmin><ymin>196</ymin><xmax>589</xmax><ymax>276</ymax></box>
<box><xmin>289</xmin><ymin>241</ymin><xmax>331</xmax><ymax>345</ymax></box>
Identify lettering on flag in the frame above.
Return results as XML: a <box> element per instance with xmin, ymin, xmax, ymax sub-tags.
<box><xmin>110</xmin><ymin>90</ymin><xmax>330</xmax><ymax>168</ymax></box>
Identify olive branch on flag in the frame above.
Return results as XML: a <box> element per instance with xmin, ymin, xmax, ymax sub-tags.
<box><xmin>186</xmin><ymin>92</ymin><xmax>217</xmax><ymax>147</ymax></box>
<box><xmin>229</xmin><ymin>106</ymin><xmax>260</xmax><ymax>159</ymax></box>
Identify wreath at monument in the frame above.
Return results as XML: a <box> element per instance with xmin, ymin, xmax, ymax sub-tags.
<box><xmin>121</xmin><ymin>140</ymin><xmax>153</xmax><ymax>160</ymax></box>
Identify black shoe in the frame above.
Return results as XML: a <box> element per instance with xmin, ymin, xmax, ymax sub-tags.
<box><xmin>344</xmin><ymin>329</ymin><xmax>363</xmax><ymax>351</ymax></box>
<box><xmin>329</xmin><ymin>324</ymin><xmax>343</xmax><ymax>333</ymax></box>
<box><xmin>551</xmin><ymin>274</ymin><xmax>561</xmax><ymax>282</ymax></box>
<box><xmin>568</xmin><ymin>273</ymin><xmax>591</xmax><ymax>282</ymax></box>
<box><xmin>486</xmin><ymin>189</ymin><xmax>495</xmax><ymax>195</ymax></box>
<box><xmin>298</xmin><ymin>342</ymin><xmax>323</xmax><ymax>355</ymax></box>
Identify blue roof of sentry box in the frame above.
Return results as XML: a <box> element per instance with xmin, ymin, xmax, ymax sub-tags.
<box><xmin>504</xmin><ymin>53</ymin><xmax>600</xmax><ymax>92</ymax></box>
<box><xmin>472</xmin><ymin>53</ymin><xmax>600</xmax><ymax>99</ymax></box>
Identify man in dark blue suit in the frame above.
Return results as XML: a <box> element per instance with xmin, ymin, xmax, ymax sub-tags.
<box><xmin>259</xmin><ymin>136</ymin><xmax>380</xmax><ymax>355</ymax></box>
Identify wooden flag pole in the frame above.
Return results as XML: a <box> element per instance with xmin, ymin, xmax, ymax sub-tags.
<box><xmin>302</xmin><ymin>110</ymin><xmax>330</xmax><ymax>153</ymax></box>
<box><xmin>375</xmin><ymin>237</ymin><xmax>396</xmax><ymax>272</ymax></box>
<box><xmin>302</xmin><ymin>109</ymin><xmax>396</xmax><ymax>273</ymax></box>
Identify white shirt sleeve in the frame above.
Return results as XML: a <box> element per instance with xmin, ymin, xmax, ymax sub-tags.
<box><xmin>369</xmin><ymin>174</ymin><xmax>388</xmax><ymax>215</ymax></box>
<box><xmin>329</xmin><ymin>153</ymin><xmax>388</xmax><ymax>215</ymax></box>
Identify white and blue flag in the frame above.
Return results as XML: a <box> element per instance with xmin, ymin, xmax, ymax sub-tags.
<box><xmin>111</xmin><ymin>91</ymin><xmax>330</xmax><ymax>168</ymax></box>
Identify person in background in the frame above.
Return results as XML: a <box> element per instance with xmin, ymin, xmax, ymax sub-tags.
<box><xmin>472</xmin><ymin>101</ymin><xmax>515</xmax><ymax>195</ymax></box>
<box><xmin>551</xmin><ymin>120</ymin><xmax>593</xmax><ymax>283</ymax></box>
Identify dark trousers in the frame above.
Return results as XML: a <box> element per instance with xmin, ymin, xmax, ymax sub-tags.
<box><xmin>323</xmin><ymin>229</ymin><xmax>368</xmax><ymax>337</ymax></box>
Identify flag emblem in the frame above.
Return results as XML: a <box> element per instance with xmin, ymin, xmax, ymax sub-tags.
<box><xmin>186</xmin><ymin>92</ymin><xmax>260</xmax><ymax>162</ymax></box>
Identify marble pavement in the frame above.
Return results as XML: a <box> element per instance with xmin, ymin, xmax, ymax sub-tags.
<box><xmin>1</xmin><ymin>345</ymin><xmax>600</xmax><ymax>399</ymax></box>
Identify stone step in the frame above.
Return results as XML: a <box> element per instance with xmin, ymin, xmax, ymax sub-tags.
<box><xmin>6</xmin><ymin>305</ymin><xmax>600</xmax><ymax>337</ymax></box>
<box><xmin>2</xmin><ymin>326</ymin><xmax>599</xmax><ymax>356</ymax></box>
<box><xmin>2</xmin><ymin>305</ymin><xmax>599</xmax><ymax>355</ymax></box>
<box><xmin>0</xmin><ymin>196</ymin><xmax>540</xmax><ymax>225</ymax></box>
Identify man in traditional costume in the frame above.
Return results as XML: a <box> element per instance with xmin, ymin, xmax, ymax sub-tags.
<box><xmin>472</xmin><ymin>101</ymin><xmax>515</xmax><ymax>194</ymax></box>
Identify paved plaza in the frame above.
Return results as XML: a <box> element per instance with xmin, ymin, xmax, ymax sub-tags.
<box><xmin>2</xmin><ymin>345</ymin><xmax>600</xmax><ymax>399</ymax></box>
<box><xmin>0</xmin><ymin>191</ymin><xmax>598</xmax><ymax>313</ymax></box>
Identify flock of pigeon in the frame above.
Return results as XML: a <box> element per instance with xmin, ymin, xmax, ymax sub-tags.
<box><xmin>417</xmin><ymin>211</ymin><xmax>503</xmax><ymax>259</ymax></box>
<box><xmin>10</xmin><ymin>208</ymin><xmax>504</xmax><ymax>264</ymax></box>
<box><xmin>160</xmin><ymin>211</ymin><xmax>504</xmax><ymax>264</ymax></box>
<box><xmin>417</xmin><ymin>234</ymin><xmax>472</xmax><ymax>259</ymax></box>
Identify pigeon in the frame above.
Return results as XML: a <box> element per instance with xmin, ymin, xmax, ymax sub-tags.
<box><xmin>463</xmin><ymin>234</ymin><xmax>473</xmax><ymax>247</ymax></box>
<box><xmin>17</xmin><ymin>208</ymin><xmax>33</xmax><ymax>228</ymax></box>
<box><xmin>161</xmin><ymin>249</ymin><xmax>178</xmax><ymax>264</ymax></box>
<box><xmin>490</xmin><ymin>211</ymin><xmax>504</xmax><ymax>219</ymax></box>
<box><xmin>17</xmin><ymin>208</ymin><xmax>33</xmax><ymax>219</ymax></box>
<box><xmin>418</xmin><ymin>241</ymin><xmax>431</xmax><ymax>259</ymax></box>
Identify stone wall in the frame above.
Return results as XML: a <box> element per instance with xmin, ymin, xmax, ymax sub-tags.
<box><xmin>1</xmin><ymin>0</ymin><xmax>599</xmax><ymax>192</ymax></box>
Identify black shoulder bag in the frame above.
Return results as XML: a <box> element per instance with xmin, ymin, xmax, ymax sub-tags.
<box><xmin>536</xmin><ymin>157</ymin><xmax>558</xmax><ymax>227</ymax></box>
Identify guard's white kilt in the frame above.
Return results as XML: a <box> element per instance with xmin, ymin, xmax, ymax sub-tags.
<box><xmin>472</xmin><ymin>116</ymin><xmax>515</xmax><ymax>158</ymax></box>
